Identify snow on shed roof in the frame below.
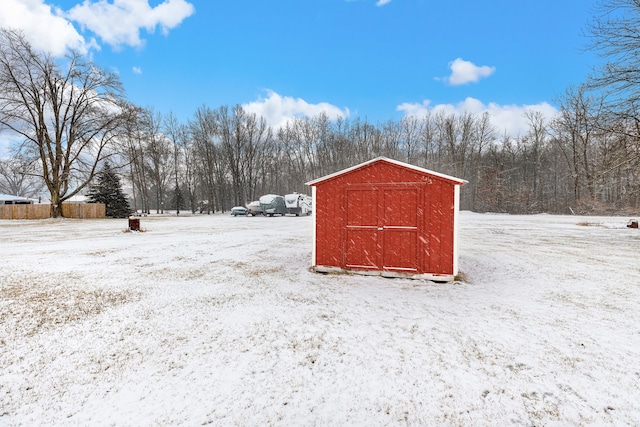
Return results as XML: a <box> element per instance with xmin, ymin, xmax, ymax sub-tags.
<box><xmin>305</xmin><ymin>157</ymin><xmax>468</xmax><ymax>186</ymax></box>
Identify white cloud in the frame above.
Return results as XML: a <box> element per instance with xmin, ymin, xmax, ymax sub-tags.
<box><xmin>66</xmin><ymin>0</ymin><xmax>195</xmax><ymax>49</ymax></box>
<box><xmin>133</xmin><ymin>66</ymin><xmax>142</xmax><ymax>75</ymax></box>
<box><xmin>376</xmin><ymin>0</ymin><xmax>392</xmax><ymax>6</ymax></box>
<box><xmin>397</xmin><ymin>97</ymin><xmax>559</xmax><ymax>138</ymax></box>
<box><xmin>0</xmin><ymin>0</ymin><xmax>194</xmax><ymax>56</ymax></box>
<box><xmin>442</xmin><ymin>58</ymin><xmax>496</xmax><ymax>86</ymax></box>
<box><xmin>0</xmin><ymin>0</ymin><xmax>90</xmax><ymax>56</ymax></box>
<box><xmin>242</xmin><ymin>90</ymin><xmax>350</xmax><ymax>129</ymax></box>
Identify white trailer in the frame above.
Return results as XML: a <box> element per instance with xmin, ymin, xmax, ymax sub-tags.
<box><xmin>284</xmin><ymin>193</ymin><xmax>312</xmax><ymax>216</ymax></box>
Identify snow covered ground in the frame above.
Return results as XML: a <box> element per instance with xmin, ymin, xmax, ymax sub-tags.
<box><xmin>1</xmin><ymin>211</ymin><xmax>639</xmax><ymax>426</ymax></box>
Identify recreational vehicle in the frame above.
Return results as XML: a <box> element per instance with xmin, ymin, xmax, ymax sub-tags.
<box><xmin>259</xmin><ymin>194</ymin><xmax>287</xmax><ymax>216</ymax></box>
<box><xmin>284</xmin><ymin>193</ymin><xmax>312</xmax><ymax>216</ymax></box>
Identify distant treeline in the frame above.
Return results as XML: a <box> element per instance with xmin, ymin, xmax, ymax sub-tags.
<box><xmin>118</xmin><ymin>89</ymin><xmax>639</xmax><ymax>215</ymax></box>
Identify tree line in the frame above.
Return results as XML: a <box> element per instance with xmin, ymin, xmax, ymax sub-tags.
<box><xmin>113</xmin><ymin>95</ymin><xmax>639</xmax><ymax>216</ymax></box>
<box><xmin>1</xmin><ymin>0</ymin><xmax>640</xmax><ymax>217</ymax></box>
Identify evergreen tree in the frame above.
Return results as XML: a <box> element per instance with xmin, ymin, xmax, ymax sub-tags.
<box><xmin>87</xmin><ymin>163</ymin><xmax>131</xmax><ymax>218</ymax></box>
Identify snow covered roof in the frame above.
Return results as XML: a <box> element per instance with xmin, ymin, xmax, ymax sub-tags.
<box><xmin>0</xmin><ymin>193</ymin><xmax>32</xmax><ymax>203</ymax></box>
<box><xmin>305</xmin><ymin>156</ymin><xmax>468</xmax><ymax>186</ymax></box>
<box><xmin>65</xmin><ymin>195</ymin><xmax>89</xmax><ymax>203</ymax></box>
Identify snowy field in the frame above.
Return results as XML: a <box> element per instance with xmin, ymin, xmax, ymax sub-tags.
<box><xmin>1</xmin><ymin>211</ymin><xmax>639</xmax><ymax>426</ymax></box>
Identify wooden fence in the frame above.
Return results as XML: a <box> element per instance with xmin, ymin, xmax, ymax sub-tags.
<box><xmin>0</xmin><ymin>203</ymin><xmax>106</xmax><ymax>220</ymax></box>
<box><xmin>61</xmin><ymin>203</ymin><xmax>106</xmax><ymax>219</ymax></box>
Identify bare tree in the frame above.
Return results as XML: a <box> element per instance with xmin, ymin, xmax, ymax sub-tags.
<box><xmin>0</xmin><ymin>156</ymin><xmax>44</xmax><ymax>197</ymax></box>
<box><xmin>277</xmin><ymin>120</ymin><xmax>305</xmax><ymax>190</ymax></box>
<box><xmin>0</xmin><ymin>29</ymin><xmax>125</xmax><ymax>217</ymax></box>
<box><xmin>239</xmin><ymin>110</ymin><xmax>271</xmax><ymax>202</ymax></box>
<box><xmin>218</xmin><ymin>106</ymin><xmax>243</xmax><ymax>206</ymax></box>
<box><xmin>180</xmin><ymin>132</ymin><xmax>200</xmax><ymax>213</ymax></box>
<box><xmin>469</xmin><ymin>112</ymin><xmax>496</xmax><ymax>210</ymax></box>
<box><xmin>416</xmin><ymin>112</ymin><xmax>435</xmax><ymax>168</ymax></box>
<box><xmin>189</xmin><ymin>105</ymin><xmax>227</xmax><ymax>213</ymax></box>
<box><xmin>164</xmin><ymin>111</ymin><xmax>188</xmax><ymax>214</ymax></box>
<box><xmin>379</xmin><ymin>119</ymin><xmax>402</xmax><ymax>161</ymax></box>
<box><xmin>399</xmin><ymin>115</ymin><xmax>422</xmax><ymax>164</ymax></box>
<box><xmin>524</xmin><ymin>110</ymin><xmax>547</xmax><ymax>208</ymax></box>
<box><xmin>140</xmin><ymin>108</ymin><xmax>173</xmax><ymax>213</ymax></box>
<box><xmin>586</xmin><ymin>0</ymin><xmax>640</xmax><ymax>113</ymax></box>
<box><xmin>432</xmin><ymin>111</ymin><xmax>474</xmax><ymax>178</ymax></box>
<box><xmin>120</xmin><ymin>103</ymin><xmax>151</xmax><ymax>214</ymax></box>
<box><xmin>350</xmin><ymin>118</ymin><xmax>376</xmax><ymax>164</ymax></box>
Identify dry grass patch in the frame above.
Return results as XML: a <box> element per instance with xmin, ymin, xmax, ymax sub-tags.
<box><xmin>577</xmin><ymin>221</ymin><xmax>602</xmax><ymax>227</ymax></box>
<box><xmin>0</xmin><ymin>279</ymin><xmax>135</xmax><ymax>339</ymax></box>
<box><xmin>453</xmin><ymin>271</ymin><xmax>470</xmax><ymax>284</ymax></box>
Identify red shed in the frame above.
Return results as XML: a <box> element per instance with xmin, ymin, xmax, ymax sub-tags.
<box><xmin>305</xmin><ymin>157</ymin><xmax>467</xmax><ymax>281</ymax></box>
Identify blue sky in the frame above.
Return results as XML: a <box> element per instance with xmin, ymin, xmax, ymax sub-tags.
<box><xmin>2</xmin><ymin>0</ymin><xmax>602</xmax><ymax>143</ymax></box>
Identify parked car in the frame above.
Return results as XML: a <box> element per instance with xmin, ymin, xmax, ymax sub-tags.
<box><xmin>230</xmin><ymin>206</ymin><xmax>249</xmax><ymax>216</ymax></box>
